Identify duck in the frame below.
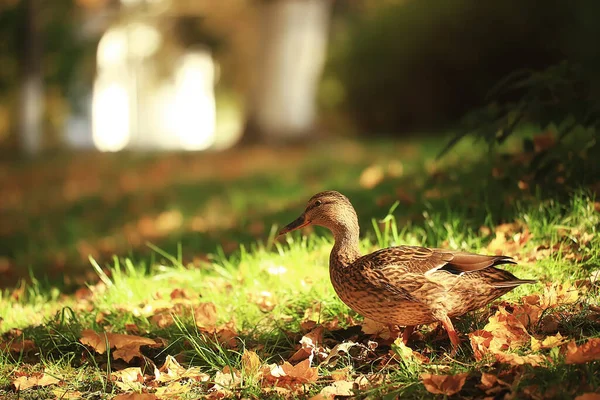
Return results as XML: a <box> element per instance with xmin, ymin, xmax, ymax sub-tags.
<box><xmin>278</xmin><ymin>190</ymin><xmax>536</xmax><ymax>350</ymax></box>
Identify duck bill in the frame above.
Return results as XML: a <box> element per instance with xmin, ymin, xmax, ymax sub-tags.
<box><xmin>278</xmin><ymin>214</ymin><xmax>310</xmax><ymax>236</ymax></box>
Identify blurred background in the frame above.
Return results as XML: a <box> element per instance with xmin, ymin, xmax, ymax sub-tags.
<box><xmin>1</xmin><ymin>0</ymin><xmax>599</xmax><ymax>286</ymax></box>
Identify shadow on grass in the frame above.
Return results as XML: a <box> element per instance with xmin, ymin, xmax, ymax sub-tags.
<box><xmin>1</xmin><ymin>134</ymin><xmax>599</xmax><ymax>291</ymax></box>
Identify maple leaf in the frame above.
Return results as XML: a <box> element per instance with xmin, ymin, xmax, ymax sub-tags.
<box><xmin>564</xmin><ymin>338</ymin><xmax>600</xmax><ymax>364</ymax></box>
<box><xmin>13</xmin><ymin>373</ymin><xmax>60</xmax><ymax>390</ymax></box>
<box><xmin>483</xmin><ymin>307</ymin><xmax>531</xmax><ymax>350</ymax></box>
<box><xmin>281</xmin><ymin>358</ymin><xmax>319</xmax><ymax>383</ymax></box>
<box><xmin>154</xmin><ymin>355</ymin><xmax>209</xmax><ymax>383</ymax></box>
<box><xmin>79</xmin><ymin>329</ymin><xmax>160</xmax><ymax>362</ymax></box>
<box><xmin>469</xmin><ymin>330</ymin><xmax>495</xmax><ymax>361</ymax></box>
<box><xmin>421</xmin><ymin>372</ymin><xmax>468</xmax><ymax>396</ymax></box>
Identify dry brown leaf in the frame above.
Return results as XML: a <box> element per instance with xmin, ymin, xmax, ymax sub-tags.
<box><xmin>13</xmin><ymin>373</ymin><xmax>60</xmax><ymax>390</ymax></box>
<box><xmin>213</xmin><ymin>366</ymin><xmax>241</xmax><ymax>390</ymax></box>
<box><xmin>565</xmin><ymin>338</ymin><xmax>600</xmax><ymax>364</ymax></box>
<box><xmin>361</xmin><ymin>318</ymin><xmax>391</xmax><ymax>339</ymax></box>
<box><xmin>469</xmin><ymin>330</ymin><xmax>495</xmax><ymax>361</ymax></box>
<box><xmin>321</xmin><ymin>342</ymin><xmax>358</xmax><ymax>367</ymax></box>
<box><xmin>421</xmin><ymin>372</ymin><xmax>468</xmax><ymax>396</ymax></box>
<box><xmin>194</xmin><ymin>302</ymin><xmax>218</xmax><ymax>330</ymax></box>
<box><xmin>111</xmin><ymin>367</ymin><xmax>145</xmax><ymax>391</ymax></box>
<box><xmin>494</xmin><ymin>352</ymin><xmax>546</xmax><ymax>366</ymax></box>
<box><xmin>113</xmin><ymin>394</ymin><xmax>158</xmax><ymax>400</ymax></box>
<box><xmin>1</xmin><ymin>338</ymin><xmax>35</xmax><ymax>353</ymax></box>
<box><xmin>155</xmin><ymin>355</ymin><xmax>209</xmax><ymax>383</ymax></box>
<box><xmin>330</xmin><ymin>366</ymin><xmax>353</xmax><ymax>381</ymax></box>
<box><xmin>51</xmin><ymin>389</ymin><xmax>83</xmax><ymax>399</ymax></box>
<box><xmin>241</xmin><ymin>350</ymin><xmax>261</xmax><ymax>377</ymax></box>
<box><xmin>319</xmin><ymin>380</ymin><xmax>355</xmax><ymax>398</ymax></box>
<box><xmin>483</xmin><ymin>307</ymin><xmax>531</xmax><ymax>350</ymax></box>
<box><xmin>80</xmin><ymin>329</ymin><xmax>160</xmax><ymax>362</ymax></box>
<box><xmin>248</xmin><ymin>291</ymin><xmax>276</xmax><ymax>312</ymax></box>
<box><xmin>478</xmin><ymin>372</ymin><xmax>511</xmax><ymax>395</ymax></box>
<box><xmin>281</xmin><ymin>358</ymin><xmax>319</xmax><ymax>383</ymax></box>
<box><xmin>575</xmin><ymin>394</ymin><xmax>600</xmax><ymax>400</ymax></box>
<box><xmin>289</xmin><ymin>326</ymin><xmax>325</xmax><ymax>362</ymax></box>
<box><xmin>155</xmin><ymin>381</ymin><xmax>190</xmax><ymax>397</ymax></box>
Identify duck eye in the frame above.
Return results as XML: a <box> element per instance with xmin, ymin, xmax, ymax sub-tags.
<box><xmin>315</xmin><ymin>200</ymin><xmax>322</xmax><ymax>207</ymax></box>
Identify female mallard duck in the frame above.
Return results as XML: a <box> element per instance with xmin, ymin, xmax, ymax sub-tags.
<box><xmin>279</xmin><ymin>191</ymin><xmax>535</xmax><ymax>349</ymax></box>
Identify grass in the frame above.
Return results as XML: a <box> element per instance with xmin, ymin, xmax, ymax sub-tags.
<box><xmin>1</xmin><ymin>133</ymin><xmax>600</xmax><ymax>398</ymax></box>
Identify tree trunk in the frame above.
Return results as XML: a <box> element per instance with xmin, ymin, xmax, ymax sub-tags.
<box><xmin>19</xmin><ymin>0</ymin><xmax>43</xmax><ymax>156</ymax></box>
<box><xmin>245</xmin><ymin>0</ymin><xmax>332</xmax><ymax>144</ymax></box>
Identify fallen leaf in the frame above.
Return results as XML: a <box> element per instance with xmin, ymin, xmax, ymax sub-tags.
<box><xmin>1</xmin><ymin>338</ymin><xmax>35</xmax><ymax>353</ymax></box>
<box><xmin>113</xmin><ymin>394</ymin><xmax>158</xmax><ymax>400</ymax></box>
<box><xmin>531</xmin><ymin>333</ymin><xmax>567</xmax><ymax>351</ymax></box>
<box><xmin>241</xmin><ymin>350</ymin><xmax>261</xmax><ymax>377</ymax></box>
<box><xmin>533</xmin><ymin>131</ymin><xmax>556</xmax><ymax>152</ymax></box>
<box><xmin>319</xmin><ymin>380</ymin><xmax>354</xmax><ymax>397</ymax></box>
<box><xmin>281</xmin><ymin>358</ymin><xmax>319</xmax><ymax>384</ymax></box>
<box><xmin>421</xmin><ymin>372</ymin><xmax>468</xmax><ymax>396</ymax></box>
<box><xmin>13</xmin><ymin>373</ymin><xmax>60</xmax><ymax>390</ymax></box>
<box><xmin>483</xmin><ymin>307</ymin><xmax>531</xmax><ymax>350</ymax></box>
<box><xmin>321</xmin><ymin>342</ymin><xmax>358</xmax><ymax>367</ymax></box>
<box><xmin>112</xmin><ymin>369</ymin><xmax>144</xmax><ymax>392</ymax></box>
<box><xmin>289</xmin><ymin>325</ymin><xmax>325</xmax><ymax>362</ymax></box>
<box><xmin>155</xmin><ymin>381</ymin><xmax>191</xmax><ymax>397</ymax></box>
<box><xmin>478</xmin><ymin>372</ymin><xmax>511</xmax><ymax>395</ymax></box>
<box><xmin>575</xmin><ymin>394</ymin><xmax>600</xmax><ymax>400</ymax></box>
<box><xmin>51</xmin><ymin>389</ymin><xmax>83</xmax><ymax>399</ymax></box>
<box><xmin>392</xmin><ymin>338</ymin><xmax>429</xmax><ymax>364</ymax></box>
<box><xmin>565</xmin><ymin>338</ymin><xmax>600</xmax><ymax>364</ymax></box>
<box><xmin>494</xmin><ymin>351</ymin><xmax>546</xmax><ymax>366</ymax></box>
<box><xmin>155</xmin><ymin>355</ymin><xmax>209</xmax><ymax>383</ymax></box>
<box><xmin>194</xmin><ymin>302</ymin><xmax>218</xmax><ymax>330</ymax></box>
<box><xmin>80</xmin><ymin>329</ymin><xmax>160</xmax><ymax>362</ymax></box>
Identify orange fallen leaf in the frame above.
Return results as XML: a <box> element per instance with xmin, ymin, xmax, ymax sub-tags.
<box><xmin>13</xmin><ymin>373</ymin><xmax>60</xmax><ymax>390</ymax></box>
<box><xmin>565</xmin><ymin>338</ymin><xmax>600</xmax><ymax>364</ymax></box>
<box><xmin>281</xmin><ymin>358</ymin><xmax>319</xmax><ymax>384</ymax></box>
<box><xmin>155</xmin><ymin>381</ymin><xmax>190</xmax><ymax>397</ymax></box>
<box><xmin>194</xmin><ymin>302</ymin><xmax>218</xmax><ymax>330</ymax></box>
<box><xmin>289</xmin><ymin>325</ymin><xmax>325</xmax><ymax>362</ymax></box>
<box><xmin>421</xmin><ymin>372</ymin><xmax>468</xmax><ymax>396</ymax></box>
<box><xmin>1</xmin><ymin>338</ymin><xmax>35</xmax><ymax>353</ymax></box>
<box><xmin>483</xmin><ymin>307</ymin><xmax>531</xmax><ymax>350</ymax></box>
<box><xmin>478</xmin><ymin>372</ymin><xmax>511</xmax><ymax>395</ymax></box>
<box><xmin>575</xmin><ymin>394</ymin><xmax>600</xmax><ymax>400</ymax></box>
<box><xmin>79</xmin><ymin>329</ymin><xmax>160</xmax><ymax>362</ymax></box>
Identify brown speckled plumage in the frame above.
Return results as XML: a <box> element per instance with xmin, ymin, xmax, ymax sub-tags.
<box><xmin>279</xmin><ymin>191</ymin><xmax>536</xmax><ymax>349</ymax></box>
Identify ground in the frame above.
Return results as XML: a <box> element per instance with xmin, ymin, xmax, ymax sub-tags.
<box><xmin>1</xmin><ymin>134</ymin><xmax>599</xmax><ymax>399</ymax></box>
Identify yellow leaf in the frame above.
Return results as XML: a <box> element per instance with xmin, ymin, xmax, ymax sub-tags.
<box><xmin>531</xmin><ymin>333</ymin><xmax>566</xmax><ymax>351</ymax></box>
<box><xmin>319</xmin><ymin>380</ymin><xmax>354</xmax><ymax>397</ymax></box>
<box><xmin>241</xmin><ymin>350</ymin><xmax>261</xmax><ymax>377</ymax></box>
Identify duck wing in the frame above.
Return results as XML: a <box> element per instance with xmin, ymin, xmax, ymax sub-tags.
<box><xmin>361</xmin><ymin>245</ymin><xmax>513</xmax><ymax>272</ymax></box>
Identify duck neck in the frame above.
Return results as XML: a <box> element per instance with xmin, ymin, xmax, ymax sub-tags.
<box><xmin>329</xmin><ymin>223</ymin><xmax>361</xmax><ymax>269</ymax></box>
